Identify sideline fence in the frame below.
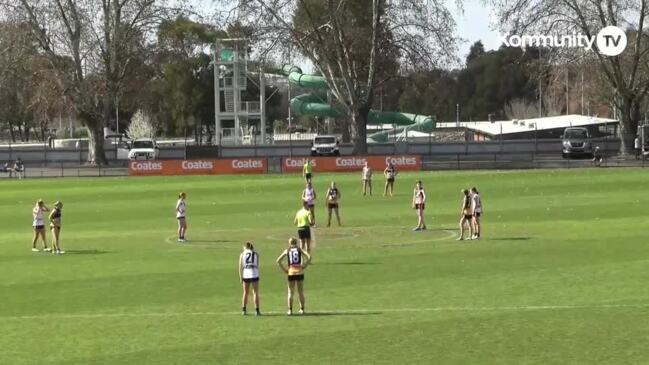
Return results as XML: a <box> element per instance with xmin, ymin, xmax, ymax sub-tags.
<box><xmin>2</xmin><ymin>153</ymin><xmax>646</xmax><ymax>180</ymax></box>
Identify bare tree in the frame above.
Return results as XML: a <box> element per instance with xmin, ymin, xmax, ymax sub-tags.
<box><xmin>491</xmin><ymin>0</ymin><xmax>649</xmax><ymax>153</ymax></box>
<box><xmin>504</xmin><ymin>98</ymin><xmax>538</xmax><ymax>119</ymax></box>
<box><xmin>127</xmin><ymin>109</ymin><xmax>157</xmax><ymax>139</ymax></box>
<box><xmin>6</xmin><ymin>0</ymin><xmax>179</xmax><ymax>164</ymax></box>
<box><xmin>229</xmin><ymin>0</ymin><xmax>459</xmax><ymax>153</ymax></box>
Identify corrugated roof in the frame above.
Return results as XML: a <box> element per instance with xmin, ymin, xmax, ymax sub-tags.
<box><xmin>437</xmin><ymin>115</ymin><xmax>618</xmax><ymax>136</ymax></box>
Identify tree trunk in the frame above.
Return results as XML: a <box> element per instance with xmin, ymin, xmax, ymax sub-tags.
<box><xmin>18</xmin><ymin>124</ymin><xmax>25</xmax><ymax>142</ymax></box>
<box><xmin>87</xmin><ymin>123</ymin><xmax>107</xmax><ymax>165</ymax></box>
<box><xmin>618</xmin><ymin>96</ymin><xmax>642</xmax><ymax>155</ymax></box>
<box><xmin>8</xmin><ymin>121</ymin><xmax>15</xmax><ymax>142</ymax></box>
<box><xmin>340</xmin><ymin>119</ymin><xmax>351</xmax><ymax>143</ymax></box>
<box><xmin>350</xmin><ymin>108</ymin><xmax>368</xmax><ymax>155</ymax></box>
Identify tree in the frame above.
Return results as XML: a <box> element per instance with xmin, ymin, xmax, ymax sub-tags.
<box><xmin>466</xmin><ymin>41</ymin><xmax>485</xmax><ymax>65</ymax></box>
<box><xmin>398</xmin><ymin>46</ymin><xmax>540</xmax><ymax>123</ymax></box>
<box><xmin>10</xmin><ymin>0</ymin><xmax>177</xmax><ymax>164</ymax></box>
<box><xmin>143</xmin><ymin>17</ymin><xmax>220</xmax><ymax>142</ymax></box>
<box><xmin>235</xmin><ymin>0</ymin><xmax>459</xmax><ymax>153</ymax></box>
<box><xmin>398</xmin><ymin>69</ymin><xmax>457</xmax><ymax>121</ymax></box>
<box><xmin>127</xmin><ymin>110</ymin><xmax>157</xmax><ymax>139</ymax></box>
<box><xmin>0</xmin><ymin>20</ymin><xmax>70</xmax><ymax>142</ymax></box>
<box><xmin>491</xmin><ymin>0</ymin><xmax>649</xmax><ymax>153</ymax></box>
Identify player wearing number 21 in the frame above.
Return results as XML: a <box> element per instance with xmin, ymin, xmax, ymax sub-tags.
<box><xmin>239</xmin><ymin>242</ymin><xmax>261</xmax><ymax>316</ymax></box>
<box><xmin>277</xmin><ymin>237</ymin><xmax>312</xmax><ymax>316</ymax></box>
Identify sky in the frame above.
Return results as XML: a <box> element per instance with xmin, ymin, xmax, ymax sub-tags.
<box><xmin>452</xmin><ymin>0</ymin><xmax>501</xmax><ymax>58</ymax></box>
<box><xmin>191</xmin><ymin>0</ymin><xmax>502</xmax><ymax>65</ymax></box>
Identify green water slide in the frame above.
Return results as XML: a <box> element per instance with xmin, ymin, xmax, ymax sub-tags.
<box><xmin>282</xmin><ymin>65</ymin><xmax>435</xmax><ymax>143</ymax></box>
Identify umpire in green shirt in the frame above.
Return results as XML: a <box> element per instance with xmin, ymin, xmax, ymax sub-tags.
<box><xmin>294</xmin><ymin>201</ymin><xmax>314</xmax><ymax>253</ymax></box>
<box><xmin>303</xmin><ymin>160</ymin><xmax>313</xmax><ymax>183</ymax></box>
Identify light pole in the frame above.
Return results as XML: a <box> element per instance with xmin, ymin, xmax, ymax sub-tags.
<box><xmin>456</xmin><ymin>104</ymin><xmax>460</xmax><ymax>127</ymax></box>
<box><xmin>288</xmin><ymin>78</ymin><xmax>292</xmax><ymax>157</ymax></box>
<box><xmin>538</xmin><ymin>47</ymin><xmax>543</xmax><ymax>118</ymax></box>
<box><xmin>565</xmin><ymin>67</ymin><xmax>569</xmax><ymax>115</ymax></box>
<box><xmin>115</xmin><ymin>96</ymin><xmax>119</xmax><ymax>135</ymax></box>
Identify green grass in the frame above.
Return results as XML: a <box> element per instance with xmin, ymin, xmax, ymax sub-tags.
<box><xmin>1</xmin><ymin>168</ymin><xmax>649</xmax><ymax>364</ymax></box>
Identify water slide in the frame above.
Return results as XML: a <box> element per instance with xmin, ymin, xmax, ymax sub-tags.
<box><xmin>282</xmin><ymin>66</ymin><xmax>435</xmax><ymax>143</ymax></box>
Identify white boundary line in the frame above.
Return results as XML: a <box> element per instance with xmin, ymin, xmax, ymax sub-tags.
<box><xmin>166</xmin><ymin>228</ymin><xmax>457</xmax><ymax>248</ymax></box>
<box><xmin>2</xmin><ymin>303</ymin><xmax>647</xmax><ymax>321</ymax></box>
<box><xmin>265</xmin><ymin>233</ymin><xmax>360</xmax><ymax>241</ymax></box>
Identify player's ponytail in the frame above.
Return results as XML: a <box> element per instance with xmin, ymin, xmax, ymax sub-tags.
<box><xmin>288</xmin><ymin>237</ymin><xmax>298</xmax><ymax>247</ymax></box>
<box><xmin>179</xmin><ymin>192</ymin><xmax>186</xmax><ymax>199</ymax></box>
<box><xmin>245</xmin><ymin>241</ymin><xmax>254</xmax><ymax>250</ymax></box>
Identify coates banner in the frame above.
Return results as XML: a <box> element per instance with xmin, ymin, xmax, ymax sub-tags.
<box><xmin>282</xmin><ymin>155</ymin><xmax>421</xmax><ymax>173</ymax></box>
<box><xmin>129</xmin><ymin>158</ymin><xmax>267</xmax><ymax>176</ymax></box>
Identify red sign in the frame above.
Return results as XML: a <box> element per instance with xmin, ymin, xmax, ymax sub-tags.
<box><xmin>129</xmin><ymin>158</ymin><xmax>267</xmax><ymax>176</ymax></box>
<box><xmin>282</xmin><ymin>155</ymin><xmax>421</xmax><ymax>173</ymax></box>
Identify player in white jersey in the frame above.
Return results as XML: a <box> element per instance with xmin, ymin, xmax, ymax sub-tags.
<box><xmin>361</xmin><ymin>162</ymin><xmax>372</xmax><ymax>196</ymax></box>
<box><xmin>411</xmin><ymin>180</ymin><xmax>427</xmax><ymax>231</ymax></box>
<box><xmin>31</xmin><ymin>199</ymin><xmax>51</xmax><ymax>252</ymax></box>
<box><xmin>239</xmin><ymin>242</ymin><xmax>261</xmax><ymax>316</ymax></box>
<box><xmin>302</xmin><ymin>182</ymin><xmax>317</xmax><ymax>226</ymax></box>
<box><xmin>176</xmin><ymin>192</ymin><xmax>187</xmax><ymax>242</ymax></box>
<box><xmin>277</xmin><ymin>237</ymin><xmax>312</xmax><ymax>315</ymax></box>
<box><xmin>470</xmin><ymin>187</ymin><xmax>482</xmax><ymax>239</ymax></box>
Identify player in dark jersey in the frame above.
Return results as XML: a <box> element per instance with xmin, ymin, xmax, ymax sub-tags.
<box><xmin>49</xmin><ymin>201</ymin><xmax>64</xmax><ymax>254</ymax></box>
<box><xmin>457</xmin><ymin>189</ymin><xmax>473</xmax><ymax>241</ymax></box>
<box><xmin>276</xmin><ymin>237</ymin><xmax>312</xmax><ymax>315</ymax></box>
<box><xmin>383</xmin><ymin>162</ymin><xmax>397</xmax><ymax>197</ymax></box>
<box><xmin>325</xmin><ymin>181</ymin><xmax>342</xmax><ymax>227</ymax></box>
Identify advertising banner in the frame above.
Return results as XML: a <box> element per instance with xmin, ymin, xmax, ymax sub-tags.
<box><xmin>281</xmin><ymin>155</ymin><xmax>421</xmax><ymax>173</ymax></box>
<box><xmin>128</xmin><ymin>158</ymin><xmax>267</xmax><ymax>176</ymax></box>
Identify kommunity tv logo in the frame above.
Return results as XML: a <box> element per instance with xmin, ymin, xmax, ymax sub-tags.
<box><xmin>499</xmin><ymin>26</ymin><xmax>627</xmax><ymax>56</ymax></box>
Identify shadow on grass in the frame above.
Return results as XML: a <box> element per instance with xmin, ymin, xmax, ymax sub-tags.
<box><xmin>184</xmin><ymin>240</ymin><xmax>234</xmax><ymax>244</ymax></box>
<box><xmin>66</xmin><ymin>249</ymin><xmax>111</xmax><ymax>255</ymax></box>
<box><xmin>318</xmin><ymin>261</ymin><xmax>379</xmax><ymax>266</ymax></box>
<box><xmin>257</xmin><ymin>311</ymin><xmax>381</xmax><ymax>317</ymax></box>
<box><xmin>494</xmin><ymin>237</ymin><xmax>532</xmax><ymax>241</ymax></box>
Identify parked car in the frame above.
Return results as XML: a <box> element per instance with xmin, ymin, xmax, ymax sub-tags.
<box><xmin>311</xmin><ymin>135</ymin><xmax>340</xmax><ymax>156</ymax></box>
<box><xmin>562</xmin><ymin>127</ymin><xmax>593</xmax><ymax>158</ymax></box>
<box><xmin>127</xmin><ymin>138</ymin><xmax>159</xmax><ymax>160</ymax></box>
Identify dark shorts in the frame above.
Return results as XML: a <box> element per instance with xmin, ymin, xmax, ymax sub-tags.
<box><xmin>243</xmin><ymin>277</ymin><xmax>259</xmax><ymax>283</ymax></box>
<box><xmin>474</xmin><ymin>212</ymin><xmax>481</xmax><ymax>218</ymax></box>
<box><xmin>298</xmin><ymin>227</ymin><xmax>311</xmax><ymax>240</ymax></box>
<box><xmin>328</xmin><ymin>203</ymin><xmax>338</xmax><ymax>209</ymax></box>
<box><xmin>288</xmin><ymin>274</ymin><xmax>304</xmax><ymax>282</ymax></box>
<box><xmin>387</xmin><ymin>178</ymin><xmax>395</xmax><ymax>182</ymax></box>
<box><xmin>414</xmin><ymin>203</ymin><xmax>425</xmax><ymax>210</ymax></box>
<box><xmin>463</xmin><ymin>214</ymin><xmax>473</xmax><ymax>220</ymax></box>
<box><xmin>305</xmin><ymin>173</ymin><xmax>312</xmax><ymax>180</ymax></box>
<box><xmin>307</xmin><ymin>204</ymin><xmax>315</xmax><ymax>209</ymax></box>
<box><xmin>33</xmin><ymin>225</ymin><xmax>44</xmax><ymax>230</ymax></box>
<box><xmin>177</xmin><ymin>216</ymin><xmax>186</xmax><ymax>220</ymax></box>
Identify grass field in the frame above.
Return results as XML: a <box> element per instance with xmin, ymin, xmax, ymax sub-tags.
<box><xmin>1</xmin><ymin>168</ymin><xmax>649</xmax><ymax>364</ymax></box>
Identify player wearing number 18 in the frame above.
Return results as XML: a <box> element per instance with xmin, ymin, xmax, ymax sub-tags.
<box><xmin>239</xmin><ymin>242</ymin><xmax>261</xmax><ymax>316</ymax></box>
<box><xmin>276</xmin><ymin>237</ymin><xmax>312</xmax><ymax>316</ymax></box>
